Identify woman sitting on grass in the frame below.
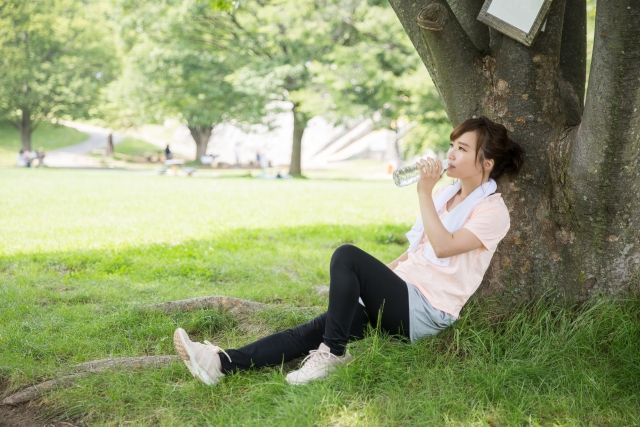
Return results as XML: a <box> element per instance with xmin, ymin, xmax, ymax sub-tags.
<box><xmin>173</xmin><ymin>116</ymin><xmax>524</xmax><ymax>386</ymax></box>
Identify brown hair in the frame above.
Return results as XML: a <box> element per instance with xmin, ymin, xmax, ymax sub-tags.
<box><xmin>450</xmin><ymin>116</ymin><xmax>524</xmax><ymax>181</ymax></box>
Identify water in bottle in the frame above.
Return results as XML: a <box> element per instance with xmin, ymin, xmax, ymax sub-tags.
<box><xmin>393</xmin><ymin>159</ymin><xmax>448</xmax><ymax>187</ymax></box>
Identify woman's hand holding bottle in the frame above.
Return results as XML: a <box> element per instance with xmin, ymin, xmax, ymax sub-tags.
<box><xmin>416</xmin><ymin>158</ymin><xmax>445</xmax><ymax>194</ymax></box>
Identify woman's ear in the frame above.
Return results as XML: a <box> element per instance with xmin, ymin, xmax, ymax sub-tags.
<box><xmin>484</xmin><ymin>158</ymin><xmax>494</xmax><ymax>171</ymax></box>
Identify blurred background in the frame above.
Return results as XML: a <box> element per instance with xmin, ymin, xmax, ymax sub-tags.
<box><xmin>0</xmin><ymin>0</ymin><xmax>595</xmax><ymax>179</ymax></box>
<box><xmin>0</xmin><ymin>0</ymin><xmax>462</xmax><ymax>179</ymax></box>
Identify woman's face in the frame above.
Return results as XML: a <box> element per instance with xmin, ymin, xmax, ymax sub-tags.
<box><xmin>445</xmin><ymin>130</ymin><xmax>493</xmax><ymax>180</ymax></box>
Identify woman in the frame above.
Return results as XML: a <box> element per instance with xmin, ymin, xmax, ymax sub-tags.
<box><xmin>173</xmin><ymin>116</ymin><xmax>524</xmax><ymax>386</ymax></box>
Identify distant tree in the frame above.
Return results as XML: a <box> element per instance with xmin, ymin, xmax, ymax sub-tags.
<box><xmin>217</xmin><ymin>0</ymin><xmax>449</xmax><ymax>174</ymax></box>
<box><xmin>108</xmin><ymin>0</ymin><xmax>265</xmax><ymax>161</ymax></box>
<box><xmin>210</xmin><ymin>0</ymin><xmax>374</xmax><ymax>176</ymax></box>
<box><xmin>0</xmin><ymin>0</ymin><xmax>117</xmax><ymax>150</ymax></box>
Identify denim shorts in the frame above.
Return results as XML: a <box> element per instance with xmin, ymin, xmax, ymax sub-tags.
<box><xmin>406</xmin><ymin>282</ymin><xmax>457</xmax><ymax>342</ymax></box>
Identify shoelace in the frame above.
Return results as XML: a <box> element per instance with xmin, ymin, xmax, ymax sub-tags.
<box><xmin>203</xmin><ymin>340</ymin><xmax>232</xmax><ymax>363</ymax></box>
<box><xmin>299</xmin><ymin>348</ymin><xmax>338</xmax><ymax>370</ymax></box>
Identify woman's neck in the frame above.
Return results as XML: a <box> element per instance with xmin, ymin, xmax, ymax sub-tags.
<box><xmin>457</xmin><ymin>176</ymin><xmax>489</xmax><ymax>199</ymax></box>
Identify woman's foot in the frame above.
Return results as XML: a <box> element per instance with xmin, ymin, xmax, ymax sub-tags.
<box><xmin>173</xmin><ymin>328</ymin><xmax>230</xmax><ymax>386</ymax></box>
<box><xmin>285</xmin><ymin>343</ymin><xmax>352</xmax><ymax>385</ymax></box>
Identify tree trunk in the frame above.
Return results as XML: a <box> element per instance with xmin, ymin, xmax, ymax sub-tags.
<box><xmin>20</xmin><ymin>108</ymin><xmax>32</xmax><ymax>151</ymax></box>
<box><xmin>389</xmin><ymin>0</ymin><xmax>640</xmax><ymax>302</ymax></box>
<box><xmin>289</xmin><ymin>102</ymin><xmax>308</xmax><ymax>177</ymax></box>
<box><xmin>188</xmin><ymin>124</ymin><xmax>213</xmax><ymax>162</ymax></box>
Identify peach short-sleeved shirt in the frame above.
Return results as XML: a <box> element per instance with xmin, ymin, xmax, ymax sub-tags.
<box><xmin>393</xmin><ymin>189</ymin><xmax>510</xmax><ymax>317</ymax></box>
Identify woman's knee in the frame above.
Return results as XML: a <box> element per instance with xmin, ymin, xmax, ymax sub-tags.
<box><xmin>330</xmin><ymin>243</ymin><xmax>362</xmax><ymax>268</ymax></box>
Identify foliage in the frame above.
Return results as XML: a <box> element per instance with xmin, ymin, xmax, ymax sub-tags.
<box><xmin>209</xmin><ymin>0</ymin><xmax>417</xmax><ymax>173</ymax></box>
<box><xmin>0</xmin><ymin>1</ymin><xmax>118</xmax><ymax>134</ymax></box>
<box><xmin>107</xmin><ymin>0</ymin><xmax>265</xmax><ymax>129</ymax></box>
<box><xmin>308</xmin><ymin>2</ymin><xmax>444</xmax><ymax>131</ymax></box>
<box><xmin>102</xmin><ymin>0</ymin><xmax>271</xmax><ymax>160</ymax></box>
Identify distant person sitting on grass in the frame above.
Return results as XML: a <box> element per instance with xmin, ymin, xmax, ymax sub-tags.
<box><xmin>16</xmin><ymin>149</ymin><xmax>32</xmax><ymax>167</ymax></box>
<box><xmin>174</xmin><ymin>116</ymin><xmax>525</xmax><ymax>386</ymax></box>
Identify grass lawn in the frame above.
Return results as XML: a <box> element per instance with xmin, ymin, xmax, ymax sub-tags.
<box><xmin>0</xmin><ymin>121</ymin><xmax>87</xmax><ymax>167</ymax></box>
<box><xmin>111</xmin><ymin>137</ymin><xmax>162</xmax><ymax>163</ymax></box>
<box><xmin>115</xmin><ymin>137</ymin><xmax>159</xmax><ymax>156</ymax></box>
<box><xmin>0</xmin><ymin>168</ymin><xmax>638</xmax><ymax>426</ymax></box>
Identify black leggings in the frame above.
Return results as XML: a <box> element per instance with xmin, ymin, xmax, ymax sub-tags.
<box><xmin>220</xmin><ymin>244</ymin><xmax>410</xmax><ymax>373</ymax></box>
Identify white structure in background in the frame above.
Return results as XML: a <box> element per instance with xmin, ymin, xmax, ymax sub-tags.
<box><xmin>128</xmin><ymin>102</ymin><xmax>424</xmax><ymax>169</ymax></box>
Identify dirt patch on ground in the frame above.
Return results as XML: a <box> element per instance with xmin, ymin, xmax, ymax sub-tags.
<box><xmin>0</xmin><ymin>405</ymin><xmax>45</xmax><ymax>427</ymax></box>
<box><xmin>0</xmin><ymin>405</ymin><xmax>79</xmax><ymax>427</ymax></box>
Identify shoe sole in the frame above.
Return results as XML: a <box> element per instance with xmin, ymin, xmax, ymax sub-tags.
<box><xmin>286</xmin><ymin>374</ymin><xmax>312</xmax><ymax>385</ymax></box>
<box><xmin>286</xmin><ymin>368</ymin><xmax>333</xmax><ymax>385</ymax></box>
<box><xmin>285</xmin><ymin>354</ymin><xmax>354</xmax><ymax>385</ymax></box>
<box><xmin>173</xmin><ymin>328</ymin><xmax>216</xmax><ymax>386</ymax></box>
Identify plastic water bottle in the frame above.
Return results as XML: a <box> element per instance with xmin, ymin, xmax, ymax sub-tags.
<box><xmin>393</xmin><ymin>159</ymin><xmax>448</xmax><ymax>187</ymax></box>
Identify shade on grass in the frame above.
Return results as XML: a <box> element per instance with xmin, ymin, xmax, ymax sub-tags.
<box><xmin>0</xmin><ymin>168</ymin><xmax>638</xmax><ymax>425</ymax></box>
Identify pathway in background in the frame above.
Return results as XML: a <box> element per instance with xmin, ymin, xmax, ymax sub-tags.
<box><xmin>45</xmin><ymin>121</ymin><xmax>124</xmax><ymax>167</ymax></box>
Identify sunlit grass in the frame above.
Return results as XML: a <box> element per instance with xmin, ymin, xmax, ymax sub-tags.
<box><xmin>0</xmin><ymin>168</ymin><xmax>416</xmax><ymax>255</ymax></box>
<box><xmin>114</xmin><ymin>137</ymin><xmax>159</xmax><ymax>156</ymax></box>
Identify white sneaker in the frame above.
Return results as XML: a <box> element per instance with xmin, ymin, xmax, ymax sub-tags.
<box><xmin>285</xmin><ymin>343</ymin><xmax>352</xmax><ymax>385</ymax></box>
<box><xmin>173</xmin><ymin>328</ymin><xmax>231</xmax><ymax>386</ymax></box>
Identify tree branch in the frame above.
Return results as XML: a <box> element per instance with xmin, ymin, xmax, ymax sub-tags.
<box><xmin>225</xmin><ymin>11</ymin><xmax>274</xmax><ymax>60</ymax></box>
<box><xmin>444</xmin><ymin>0</ymin><xmax>489</xmax><ymax>52</ymax></box>
<box><xmin>558</xmin><ymin>0</ymin><xmax>586</xmax><ymax>125</ymax></box>
<box><xmin>389</xmin><ymin>0</ymin><xmax>483</xmax><ymax>124</ymax></box>
<box><xmin>568</xmin><ymin>0</ymin><xmax>640</xmax><ymax>231</ymax></box>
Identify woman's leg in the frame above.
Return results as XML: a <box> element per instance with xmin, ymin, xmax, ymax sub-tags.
<box><xmin>219</xmin><ymin>243</ymin><xmax>409</xmax><ymax>372</ymax></box>
<box><xmin>220</xmin><ymin>307</ymin><xmax>369</xmax><ymax>374</ymax></box>
<box><xmin>324</xmin><ymin>244</ymin><xmax>410</xmax><ymax>355</ymax></box>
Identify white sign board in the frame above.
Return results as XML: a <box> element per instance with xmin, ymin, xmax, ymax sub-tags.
<box><xmin>477</xmin><ymin>0</ymin><xmax>553</xmax><ymax>46</ymax></box>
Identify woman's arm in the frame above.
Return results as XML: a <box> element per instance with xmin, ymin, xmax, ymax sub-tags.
<box><xmin>418</xmin><ymin>192</ymin><xmax>484</xmax><ymax>257</ymax></box>
<box><xmin>386</xmin><ymin>251</ymin><xmax>409</xmax><ymax>270</ymax></box>
<box><xmin>416</xmin><ymin>159</ymin><xmax>484</xmax><ymax>258</ymax></box>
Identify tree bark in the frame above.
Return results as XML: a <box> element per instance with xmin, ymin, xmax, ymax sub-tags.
<box><xmin>20</xmin><ymin>108</ymin><xmax>32</xmax><ymax>151</ymax></box>
<box><xmin>289</xmin><ymin>102</ymin><xmax>308</xmax><ymax>177</ymax></box>
<box><xmin>188</xmin><ymin>124</ymin><xmax>213</xmax><ymax>162</ymax></box>
<box><xmin>562</xmin><ymin>0</ymin><xmax>640</xmax><ymax>297</ymax></box>
<box><xmin>389</xmin><ymin>0</ymin><xmax>640</xmax><ymax>302</ymax></box>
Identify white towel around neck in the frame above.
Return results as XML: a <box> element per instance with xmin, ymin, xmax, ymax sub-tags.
<box><xmin>405</xmin><ymin>179</ymin><xmax>497</xmax><ymax>266</ymax></box>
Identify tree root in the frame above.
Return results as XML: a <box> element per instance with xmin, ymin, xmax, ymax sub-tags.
<box><xmin>1</xmin><ymin>355</ymin><xmax>178</xmax><ymax>406</ymax></box>
<box><xmin>3</xmin><ymin>295</ymin><xmax>323</xmax><ymax>407</ymax></box>
<box><xmin>146</xmin><ymin>295</ymin><xmax>269</xmax><ymax>314</ymax></box>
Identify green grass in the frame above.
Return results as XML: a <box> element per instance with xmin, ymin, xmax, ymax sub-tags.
<box><xmin>113</xmin><ymin>137</ymin><xmax>161</xmax><ymax>161</ymax></box>
<box><xmin>0</xmin><ymin>168</ymin><xmax>638</xmax><ymax>426</ymax></box>
<box><xmin>0</xmin><ymin>121</ymin><xmax>87</xmax><ymax>166</ymax></box>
